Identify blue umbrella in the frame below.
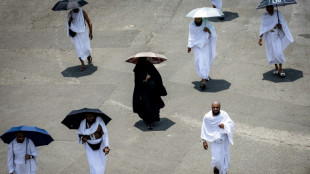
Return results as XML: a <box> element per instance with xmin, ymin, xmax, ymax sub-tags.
<box><xmin>0</xmin><ymin>125</ymin><xmax>54</xmax><ymax>146</ymax></box>
<box><xmin>256</xmin><ymin>0</ymin><xmax>297</xmax><ymax>9</ymax></box>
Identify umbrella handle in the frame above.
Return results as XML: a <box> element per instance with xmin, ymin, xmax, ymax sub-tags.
<box><xmin>276</xmin><ymin>4</ymin><xmax>280</xmax><ymax>24</ymax></box>
<box><xmin>25</xmin><ymin>138</ymin><xmax>28</xmax><ymax>164</ymax></box>
<box><xmin>204</xmin><ymin>18</ymin><xmax>206</xmax><ymax>27</ymax></box>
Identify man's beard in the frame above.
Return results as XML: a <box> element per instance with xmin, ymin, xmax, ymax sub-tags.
<box><xmin>87</xmin><ymin>119</ymin><xmax>96</xmax><ymax>125</ymax></box>
<box><xmin>268</xmin><ymin>11</ymin><xmax>274</xmax><ymax>16</ymax></box>
<box><xmin>195</xmin><ymin>21</ymin><xmax>202</xmax><ymax>26</ymax></box>
<box><xmin>212</xmin><ymin>111</ymin><xmax>220</xmax><ymax>116</ymax></box>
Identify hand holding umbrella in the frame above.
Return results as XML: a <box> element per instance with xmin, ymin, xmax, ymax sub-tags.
<box><xmin>257</xmin><ymin>0</ymin><xmax>297</xmax><ymax>38</ymax></box>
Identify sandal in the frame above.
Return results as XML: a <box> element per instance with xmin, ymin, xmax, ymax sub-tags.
<box><xmin>80</xmin><ymin>66</ymin><xmax>86</xmax><ymax>71</ymax></box>
<box><xmin>279</xmin><ymin>72</ymin><xmax>285</xmax><ymax>77</ymax></box>
<box><xmin>273</xmin><ymin>70</ymin><xmax>279</xmax><ymax>75</ymax></box>
<box><xmin>200</xmin><ymin>83</ymin><xmax>207</xmax><ymax>89</ymax></box>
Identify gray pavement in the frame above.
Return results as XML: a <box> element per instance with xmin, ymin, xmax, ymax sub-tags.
<box><xmin>0</xmin><ymin>0</ymin><xmax>309</xmax><ymax>174</ymax></box>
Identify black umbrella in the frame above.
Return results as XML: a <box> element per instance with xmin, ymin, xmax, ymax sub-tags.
<box><xmin>52</xmin><ymin>0</ymin><xmax>88</xmax><ymax>11</ymax></box>
<box><xmin>62</xmin><ymin>108</ymin><xmax>112</xmax><ymax>129</ymax></box>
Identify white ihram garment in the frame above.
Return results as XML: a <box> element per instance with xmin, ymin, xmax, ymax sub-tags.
<box><xmin>7</xmin><ymin>138</ymin><xmax>38</xmax><ymax>174</ymax></box>
<box><xmin>67</xmin><ymin>8</ymin><xmax>91</xmax><ymax>61</ymax></box>
<box><xmin>260</xmin><ymin>10</ymin><xmax>294</xmax><ymax>65</ymax></box>
<box><xmin>211</xmin><ymin>0</ymin><xmax>222</xmax><ymax>11</ymax></box>
<box><xmin>78</xmin><ymin>117</ymin><xmax>109</xmax><ymax>174</ymax></box>
<box><xmin>201</xmin><ymin>110</ymin><xmax>234</xmax><ymax>174</ymax></box>
<box><xmin>188</xmin><ymin>19</ymin><xmax>217</xmax><ymax>80</ymax></box>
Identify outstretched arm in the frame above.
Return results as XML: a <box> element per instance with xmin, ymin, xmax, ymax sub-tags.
<box><xmin>83</xmin><ymin>10</ymin><xmax>93</xmax><ymax>40</ymax></box>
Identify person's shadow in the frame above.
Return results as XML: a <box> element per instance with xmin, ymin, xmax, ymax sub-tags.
<box><xmin>262</xmin><ymin>68</ymin><xmax>303</xmax><ymax>83</ymax></box>
<box><xmin>134</xmin><ymin>118</ymin><xmax>175</xmax><ymax>132</ymax></box>
<box><xmin>208</xmin><ymin>11</ymin><xmax>239</xmax><ymax>22</ymax></box>
<box><xmin>61</xmin><ymin>63</ymin><xmax>98</xmax><ymax>78</ymax></box>
<box><xmin>192</xmin><ymin>79</ymin><xmax>231</xmax><ymax>92</ymax></box>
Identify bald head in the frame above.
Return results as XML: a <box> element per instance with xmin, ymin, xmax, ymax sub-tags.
<box><xmin>212</xmin><ymin>101</ymin><xmax>220</xmax><ymax>106</ymax></box>
<box><xmin>211</xmin><ymin>101</ymin><xmax>221</xmax><ymax>116</ymax></box>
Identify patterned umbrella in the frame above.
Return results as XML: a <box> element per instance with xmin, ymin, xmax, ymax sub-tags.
<box><xmin>256</xmin><ymin>0</ymin><xmax>297</xmax><ymax>9</ymax></box>
<box><xmin>125</xmin><ymin>52</ymin><xmax>167</xmax><ymax>64</ymax></box>
<box><xmin>52</xmin><ymin>0</ymin><xmax>88</xmax><ymax>11</ymax></box>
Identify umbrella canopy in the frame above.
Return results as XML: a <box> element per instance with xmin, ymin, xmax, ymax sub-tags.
<box><xmin>186</xmin><ymin>7</ymin><xmax>224</xmax><ymax>18</ymax></box>
<box><xmin>0</xmin><ymin>126</ymin><xmax>54</xmax><ymax>146</ymax></box>
<box><xmin>257</xmin><ymin>0</ymin><xmax>297</xmax><ymax>9</ymax></box>
<box><xmin>125</xmin><ymin>52</ymin><xmax>167</xmax><ymax>64</ymax></box>
<box><xmin>52</xmin><ymin>0</ymin><xmax>88</xmax><ymax>11</ymax></box>
<box><xmin>62</xmin><ymin>108</ymin><xmax>112</xmax><ymax>129</ymax></box>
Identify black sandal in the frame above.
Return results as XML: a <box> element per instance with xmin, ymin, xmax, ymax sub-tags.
<box><xmin>80</xmin><ymin>66</ymin><xmax>86</xmax><ymax>71</ymax></box>
<box><xmin>200</xmin><ymin>83</ymin><xmax>206</xmax><ymax>89</ymax></box>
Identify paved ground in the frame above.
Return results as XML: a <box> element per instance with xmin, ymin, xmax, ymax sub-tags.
<box><xmin>0</xmin><ymin>0</ymin><xmax>309</xmax><ymax>173</ymax></box>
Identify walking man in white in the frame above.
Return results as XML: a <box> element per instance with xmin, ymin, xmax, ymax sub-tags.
<box><xmin>7</xmin><ymin>132</ymin><xmax>38</xmax><ymax>174</ymax></box>
<box><xmin>258</xmin><ymin>5</ymin><xmax>294</xmax><ymax>77</ymax></box>
<box><xmin>188</xmin><ymin>17</ymin><xmax>217</xmax><ymax>89</ymax></box>
<box><xmin>78</xmin><ymin>113</ymin><xmax>110</xmax><ymax>174</ymax></box>
<box><xmin>201</xmin><ymin>101</ymin><xmax>234</xmax><ymax>174</ymax></box>
<box><xmin>210</xmin><ymin>0</ymin><xmax>224</xmax><ymax>20</ymax></box>
<box><xmin>67</xmin><ymin>7</ymin><xmax>93</xmax><ymax>71</ymax></box>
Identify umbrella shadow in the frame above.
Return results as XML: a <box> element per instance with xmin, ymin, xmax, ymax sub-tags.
<box><xmin>192</xmin><ymin>79</ymin><xmax>231</xmax><ymax>92</ymax></box>
<box><xmin>208</xmin><ymin>11</ymin><xmax>239</xmax><ymax>22</ymax></box>
<box><xmin>61</xmin><ymin>63</ymin><xmax>98</xmax><ymax>78</ymax></box>
<box><xmin>262</xmin><ymin>68</ymin><xmax>303</xmax><ymax>83</ymax></box>
<box><xmin>134</xmin><ymin>117</ymin><xmax>175</xmax><ymax>132</ymax></box>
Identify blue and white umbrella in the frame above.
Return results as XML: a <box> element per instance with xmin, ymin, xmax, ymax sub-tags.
<box><xmin>257</xmin><ymin>0</ymin><xmax>297</xmax><ymax>9</ymax></box>
<box><xmin>0</xmin><ymin>125</ymin><xmax>54</xmax><ymax>146</ymax></box>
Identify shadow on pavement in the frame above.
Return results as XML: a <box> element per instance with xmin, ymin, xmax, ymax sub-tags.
<box><xmin>262</xmin><ymin>68</ymin><xmax>303</xmax><ymax>83</ymax></box>
<box><xmin>208</xmin><ymin>11</ymin><xmax>239</xmax><ymax>22</ymax></box>
<box><xmin>61</xmin><ymin>63</ymin><xmax>98</xmax><ymax>78</ymax></box>
<box><xmin>134</xmin><ymin>117</ymin><xmax>175</xmax><ymax>132</ymax></box>
<box><xmin>192</xmin><ymin>79</ymin><xmax>231</xmax><ymax>92</ymax></box>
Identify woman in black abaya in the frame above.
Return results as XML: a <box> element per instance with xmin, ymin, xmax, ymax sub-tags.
<box><xmin>132</xmin><ymin>57</ymin><xmax>167</xmax><ymax>129</ymax></box>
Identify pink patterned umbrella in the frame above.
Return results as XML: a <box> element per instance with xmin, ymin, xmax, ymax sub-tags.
<box><xmin>125</xmin><ymin>52</ymin><xmax>167</xmax><ymax>64</ymax></box>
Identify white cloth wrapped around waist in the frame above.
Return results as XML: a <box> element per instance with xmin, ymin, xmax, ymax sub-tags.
<box><xmin>212</xmin><ymin>133</ymin><xmax>227</xmax><ymax>144</ymax></box>
<box><xmin>87</xmin><ymin>136</ymin><xmax>103</xmax><ymax>145</ymax></box>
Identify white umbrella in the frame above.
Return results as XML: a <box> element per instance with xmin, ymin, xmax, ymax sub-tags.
<box><xmin>186</xmin><ymin>7</ymin><xmax>224</xmax><ymax>18</ymax></box>
<box><xmin>125</xmin><ymin>52</ymin><xmax>167</xmax><ymax>64</ymax></box>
